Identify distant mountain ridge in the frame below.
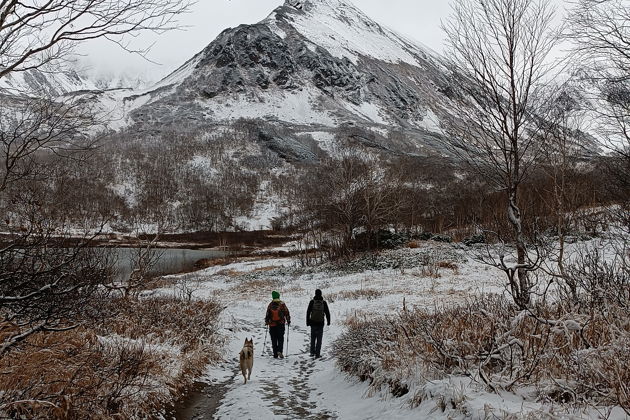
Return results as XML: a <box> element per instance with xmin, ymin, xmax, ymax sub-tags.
<box><xmin>0</xmin><ymin>68</ymin><xmax>96</xmax><ymax>97</ymax></box>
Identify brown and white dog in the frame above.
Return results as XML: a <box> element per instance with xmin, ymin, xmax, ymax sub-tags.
<box><xmin>239</xmin><ymin>338</ymin><xmax>254</xmax><ymax>384</ymax></box>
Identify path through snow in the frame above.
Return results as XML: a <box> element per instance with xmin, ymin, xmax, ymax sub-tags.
<box><xmin>166</xmin><ymin>245</ymin><xmax>565</xmax><ymax>420</ymax></box>
<box><xmin>198</xmin><ymin>296</ymin><xmax>415</xmax><ymax>420</ymax></box>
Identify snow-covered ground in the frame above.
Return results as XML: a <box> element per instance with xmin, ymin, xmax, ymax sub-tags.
<box><xmin>160</xmin><ymin>240</ymin><xmax>630</xmax><ymax>419</ymax></box>
<box><xmin>207</xmin><ymin>86</ymin><xmax>338</xmax><ymax>127</ymax></box>
<box><xmin>149</xmin><ymin>242</ymin><xmax>588</xmax><ymax>419</ymax></box>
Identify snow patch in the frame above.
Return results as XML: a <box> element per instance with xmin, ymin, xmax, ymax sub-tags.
<box><xmin>233</xmin><ymin>181</ymin><xmax>282</xmax><ymax>231</ymax></box>
<box><xmin>208</xmin><ymin>87</ymin><xmax>337</xmax><ymax>126</ymax></box>
<box><xmin>415</xmin><ymin>108</ymin><xmax>442</xmax><ymax>133</ymax></box>
<box><xmin>308</xmin><ymin>131</ymin><xmax>337</xmax><ymax>154</ymax></box>
<box><xmin>187</xmin><ymin>155</ymin><xmax>219</xmax><ymax>178</ymax></box>
<box><xmin>343</xmin><ymin>101</ymin><xmax>388</xmax><ymax>124</ymax></box>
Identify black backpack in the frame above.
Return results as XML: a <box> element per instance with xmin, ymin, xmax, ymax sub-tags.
<box><xmin>310</xmin><ymin>300</ymin><xmax>325</xmax><ymax>324</ymax></box>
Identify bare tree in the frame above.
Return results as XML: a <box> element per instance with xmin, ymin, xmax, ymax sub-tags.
<box><xmin>1</xmin><ymin>0</ymin><xmax>194</xmax><ymax>186</ymax></box>
<box><xmin>566</xmin><ymin>0</ymin><xmax>630</xmax><ymax>230</ymax></box>
<box><xmin>115</xmin><ymin>235</ymin><xmax>163</xmax><ymax>299</ymax></box>
<box><xmin>0</xmin><ymin>0</ymin><xmax>192</xmax><ymax>81</ymax></box>
<box><xmin>0</xmin><ymin>222</ymin><xmax>114</xmax><ymax>356</ymax></box>
<box><xmin>300</xmin><ymin>152</ymin><xmax>366</xmax><ymax>255</ymax></box>
<box><xmin>0</xmin><ymin>97</ymin><xmax>97</xmax><ymax>192</ymax></box>
<box><xmin>566</xmin><ymin>0</ymin><xmax>630</xmax><ymax>75</ymax></box>
<box><xmin>0</xmin><ymin>0</ymin><xmax>192</xmax><ymax>355</ymax></box>
<box><xmin>442</xmin><ymin>0</ymin><xmax>558</xmax><ymax>308</ymax></box>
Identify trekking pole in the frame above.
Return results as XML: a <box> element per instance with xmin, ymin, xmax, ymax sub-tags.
<box><xmin>262</xmin><ymin>325</ymin><xmax>268</xmax><ymax>356</ymax></box>
<box><xmin>286</xmin><ymin>324</ymin><xmax>290</xmax><ymax>358</ymax></box>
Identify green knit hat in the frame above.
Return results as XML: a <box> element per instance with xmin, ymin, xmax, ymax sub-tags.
<box><xmin>272</xmin><ymin>291</ymin><xmax>280</xmax><ymax>300</ymax></box>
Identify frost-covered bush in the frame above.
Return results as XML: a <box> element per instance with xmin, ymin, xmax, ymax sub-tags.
<box><xmin>565</xmin><ymin>243</ymin><xmax>630</xmax><ymax>309</ymax></box>
<box><xmin>377</xmin><ymin>231</ymin><xmax>411</xmax><ymax>249</ymax></box>
<box><xmin>334</xmin><ymin>295</ymin><xmax>630</xmax><ymax>414</ymax></box>
<box><xmin>431</xmin><ymin>234</ymin><xmax>453</xmax><ymax>243</ymax></box>
<box><xmin>0</xmin><ymin>296</ymin><xmax>224</xmax><ymax>419</ymax></box>
<box><xmin>414</xmin><ymin>232</ymin><xmax>434</xmax><ymax>241</ymax></box>
<box><xmin>318</xmin><ymin>247</ymin><xmax>463</xmax><ymax>274</ymax></box>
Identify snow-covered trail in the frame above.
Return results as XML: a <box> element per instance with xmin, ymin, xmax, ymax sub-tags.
<box><xmin>168</xmin><ymin>246</ymin><xmax>508</xmax><ymax>419</ymax></box>
<box><xmin>202</xmin><ymin>296</ymin><xmax>402</xmax><ymax>419</ymax></box>
<box><xmin>199</xmin><ymin>295</ymin><xmax>415</xmax><ymax>420</ymax></box>
<box><xmin>168</xmin><ymin>244</ymin><xmax>630</xmax><ymax>419</ymax></box>
<box><xmin>216</xmin><ymin>315</ymin><xmax>334</xmax><ymax>419</ymax></box>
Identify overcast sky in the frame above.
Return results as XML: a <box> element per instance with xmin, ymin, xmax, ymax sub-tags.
<box><xmin>77</xmin><ymin>0</ymin><xmax>567</xmax><ymax>83</ymax></box>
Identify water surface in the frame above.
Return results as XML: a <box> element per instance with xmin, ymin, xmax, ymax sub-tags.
<box><xmin>110</xmin><ymin>248</ymin><xmax>227</xmax><ymax>281</ymax></box>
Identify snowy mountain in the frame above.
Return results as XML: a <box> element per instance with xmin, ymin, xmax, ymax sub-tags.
<box><xmin>1</xmin><ymin>0</ymin><xmax>464</xmax><ymax>157</ymax></box>
<box><xmin>132</xmin><ymin>0</ymin><xmax>452</xmax><ymax>125</ymax></box>
<box><xmin>91</xmin><ymin>72</ymin><xmax>151</xmax><ymax>91</ymax></box>
<box><xmin>74</xmin><ymin>0</ymin><xmax>459</xmax><ymax>156</ymax></box>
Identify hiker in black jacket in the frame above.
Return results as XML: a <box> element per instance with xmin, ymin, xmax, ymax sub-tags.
<box><xmin>306</xmin><ymin>289</ymin><xmax>330</xmax><ymax>358</ymax></box>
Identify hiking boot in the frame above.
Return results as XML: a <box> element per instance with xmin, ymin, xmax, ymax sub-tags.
<box><xmin>273</xmin><ymin>354</ymin><xmax>278</xmax><ymax>359</ymax></box>
<box><xmin>279</xmin><ymin>353</ymin><xmax>284</xmax><ymax>359</ymax></box>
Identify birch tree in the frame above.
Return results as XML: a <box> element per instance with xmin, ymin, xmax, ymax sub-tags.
<box><xmin>442</xmin><ymin>0</ymin><xmax>557</xmax><ymax>308</ymax></box>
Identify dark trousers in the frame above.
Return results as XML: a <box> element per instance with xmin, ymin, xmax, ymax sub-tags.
<box><xmin>269</xmin><ymin>325</ymin><xmax>285</xmax><ymax>357</ymax></box>
<box><xmin>310</xmin><ymin>324</ymin><xmax>324</xmax><ymax>356</ymax></box>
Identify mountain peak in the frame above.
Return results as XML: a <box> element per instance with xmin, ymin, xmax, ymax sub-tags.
<box><xmin>76</xmin><ymin>0</ymin><xmax>454</xmax><ymax>141</ymax></box>
<box><xmin>272</xmin><ymin>0</ymin><xmax>428</xmax><ymax>66</ymax></box>
<box><xmin>285</xmin><ymin>0</ymin><xmax>305</xmax><ymax>9</ymax></box>
<box><xmin>285</xmin><ymin>0</ymin><xmax>356</xmax><ymax>11</ymax></box>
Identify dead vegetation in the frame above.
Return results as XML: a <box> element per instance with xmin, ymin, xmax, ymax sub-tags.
<box><xmin>0</xmin><ymin>296</ymin><xmax>223</xmax><ymax>419</ymax></box>
<box><xmin>334</xmin><ymin>292</ymin><xmax>630</xmax><ymax>414</ymax></box>
<box><xmin>328</xmin><ymin>288</ymin><xmax>384</xmax><ymax>302</ymax></box>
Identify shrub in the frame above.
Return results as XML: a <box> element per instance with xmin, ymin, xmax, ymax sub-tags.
<box><xmin>334</xmin><ymin>295</ymin><xmax>630</xmax><ymax>414</ymax></box>
<box><xmin>328</xmin><ymin>288</ymin><xmax>383</xmax><ymax>302</ymax></box>
<box><xmin>436</xmin><ymin>261</ymin><xmax>458</xmax><ymax>271</ymax></box>
<box><xmin>416</xmin><ymin>232</ymin><xmax>433</xmax><ymax>241</ymax></box>
<box><xmin>463</xmin><ymin>233</ymin><xmax>485</xmax><ymax>246</ymax></box>
<box><xmin>0</xmin><ymin>296</ymin><xmax>223</xmax><ymax>419</ymax></box>
<box><xmin>431</xmin><ymin>234</ymin><xmax>452</xmax><ymax>243</ymax></box>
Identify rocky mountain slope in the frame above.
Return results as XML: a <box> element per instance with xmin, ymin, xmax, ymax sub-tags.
<box><xmin>0</xmin><ymin>0</ymin><xmax>601</xmax><ymax>161</ymax></box>
<box><xmin>74</xmin><ymin>0</ymin><xmax>462</xmax><ymax>157</ymax></box>
<box><xmin>0</xmin><ymin>0</ymin><xmax>469</xmax><ymax>158</ymax></box>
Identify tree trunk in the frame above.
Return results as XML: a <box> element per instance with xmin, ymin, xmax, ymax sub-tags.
<box><xmin>508</xmin><ymin>190</ymin><xmax>530</xmax><ymax>308</ymax></box>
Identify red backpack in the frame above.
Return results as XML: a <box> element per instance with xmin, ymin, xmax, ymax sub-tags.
<box><xmin>269</xmin><ymin>302</ymin><xmax>283</xmax><ymax>322</ymax></box>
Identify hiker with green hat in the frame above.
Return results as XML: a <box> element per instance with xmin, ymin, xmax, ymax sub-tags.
<box><xmin>265</xmin><ymin>291</ymin><xmax>291</xmax><ymax>358</ymax></box>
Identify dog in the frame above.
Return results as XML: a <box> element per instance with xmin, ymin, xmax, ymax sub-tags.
<box><xmin>239</xmin><ymin>338</ymin><xmax>254</xmax><ymax>384</ymax></box>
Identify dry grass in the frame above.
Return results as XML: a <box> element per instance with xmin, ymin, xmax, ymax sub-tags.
<box><xmin>328</xmin><ymin>288</ymin><xmax>383</xmax><ymax>302</ymax></box>
<box><xmin>0</xmin><ymin>296</ymin><xmax>223</xmax><ymax>419</ymax></box>
<box><xmin>215</xmin><ymin>268</ymin><xmax>245</xmax><ymax>277</ymax></box>
<box><xmin>225</xmin><ymin>277</ymin><xmax>286</xmax><ymax>300</ymax></box>
<box><xmin>194</xmin><ymin>257</ymin><xmax>234</xmax><ymax>269</ymax></box>
<box><xmin>334</xmin><ymin>295</ymin><xmax>630</xmax><ymax>413</ymax></box>
<box><xmin>436</xmin><ymin>261</ymin><xmax>458</xmax><ymax>271</ymax></box>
